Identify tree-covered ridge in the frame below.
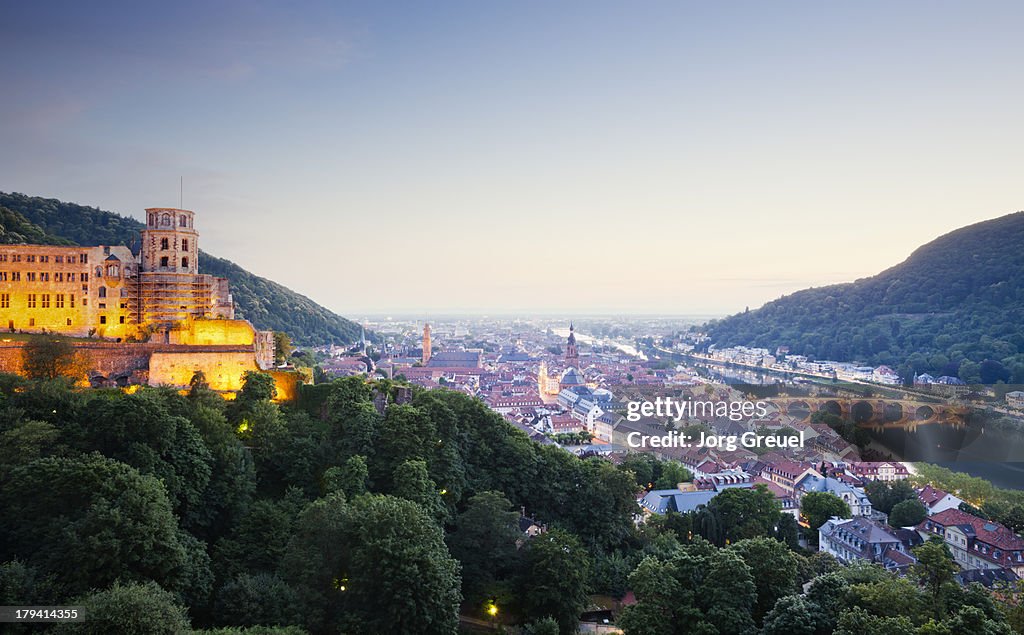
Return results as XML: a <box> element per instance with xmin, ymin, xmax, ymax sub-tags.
<box><xmin>704</xmin><ymin>211</ymin><xmax>1024</xmax><ymax>381</ymax></box>
<box><xmin>0</xmin><ymin>374</ymin><xmax>1019</xmax><ymax>634</ymax></box>
<box><xmin>0</xmin><ymin>192</ymin><xmax>362</xmax><ymax>345</ymax></box>
<box><xmin>0</xmin><ymin>205</ymin><xmax>75</xmax><ymax>245</ymax></box>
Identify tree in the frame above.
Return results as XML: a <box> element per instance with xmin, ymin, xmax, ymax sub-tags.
<box><xmin>702</xmin><ymin>548</ymin><xmax>758</xmax><ymax>635</ymax></box>
<box><xmin>238</xmin><ymin>371</ymin><xmax>277</xmax><ymax>405</ymax></box>
<box><xmin>283</xmin><ymin>493</ymin><xmax>461</xmax><ymax>634</ymax></box>
<box><xmin>61</xmin><ymin>581</ymin><xmax>190</xmax><ymax>635</ymax></box>
<box><xmin>728</xmin><ymin>537</ymin><xmax>799</xmax><ymax>624</ymax></box>
<box><xmin>848</xmin><ymin>575</ymin><xmax>926</xmax><ymax>623</ymax></box>
<box><xmin>0</xmin><ymin>454</ymin><xmax>198</xmax><ymax>600</ymax></box>
<box><xmin>704</xmin><ymin>485</ymin><xmax>781</xmax><ymax>543</ymax></box>
<box><xmin>889</xmin><ymin>499</ymin><xmax>927</xmax><ymax>527</ymax></box>
<box><xmin>22</xmin><ymin>335</ymin><xmax>88</xmax><ymax>381</ymax></box>
<box><xmin>761</xmin><ymin>595</ymin><xmax>818</xmax><ymax>635</ymax></box>
<box><xmin>519</xmin><ymin>529</ymin><xmax>591</xmax><ymax>633</ymax></box>
<box><xmin>446</xmin><ymin>491</ymin><xmax>519</xmax><ymax>605</ymax></box>
<box><xmin>322</xmin><ymin>455</ymin><xmax>368</xmax><ymax>499</ymax></box>
<box><xmin>653</xmin><ymin>461</ymin><xmax>692</xmax><ymax>489</ymax></box>
<box><xmin>616</xmin><ymin>556</ymin><xmax>682</xmax><ymax>635</ymax></box>
<box><xmin>273</xmin><ymin>332</ymin><xmax>293</xmax><ymax>364</ymax></box>
<box><xmin>801</xmin><ymin>491</ymin><xmax>851</xmax><ymax>542</ymax></box>
<box><xmin>392</xmin><ymin>458</ymin><xmax>448</xmax><ymax>524</ymax></box>
<box><xmin>834</xmin><ymin>606</ymin><xmax>915</xmax><ymax>635</ymax></box>
<box><xmin>215</xmin><ymin>573</ymin><xmax>301</xmax><ymax>628</ymax></box>
<box><xmin>913</xmin><ymin>537</ymin><xmax>957</xmax><ymax>620</ymax></box>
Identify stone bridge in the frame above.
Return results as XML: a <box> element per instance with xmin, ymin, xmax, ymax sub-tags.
<box><xmin>768</xmin><ymin>396</ymin><xmax>968</xmax><ymax>429</ymax></box>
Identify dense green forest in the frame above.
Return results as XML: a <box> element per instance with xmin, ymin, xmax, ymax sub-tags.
<box><xmin>0</xmin><ymin>192</ymin><xmax>362</xmax><ymax>345</ymax></box>
<box><xmin>0</xmin><ymin>373</ymin><xmax>1020</xmax><ymax>634</ymax></box>
<box><xmin>704</xmin><ymin>211</ymin><xmax>1024</xmax><ymax>383</ymax></box>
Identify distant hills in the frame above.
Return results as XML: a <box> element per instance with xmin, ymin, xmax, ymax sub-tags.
<box><xmin>704</xmin><ymin>211</ymin><xmax>1024</xmax><ymax>384</ymax></box>
<box><xmin>0</xmin><ymin>192</ymin><xmax>363</xmax><ymax>346</ymax></box>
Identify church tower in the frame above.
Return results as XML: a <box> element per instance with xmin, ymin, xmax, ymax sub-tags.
<box><xmin>565</xmin><ymin>322</ymin><xmax>579</xmax><ymax>364</ymax></box>
<box><xmin>422</xmin><ymin>323</ymin><xmax>432</xmax><ymax>365</ymax></box>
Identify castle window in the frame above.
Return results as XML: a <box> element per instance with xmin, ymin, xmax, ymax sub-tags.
<box><xmin>149</xmin><ymin>213</ymin><xmax>156</xmax><ymax>225</ymax></box>
<box><xmin>70</xmin><ymin>295</ymin><xmax>75</xmax><ymax>308</ymax></box>
<box><xmin>40</xmin><ymin>255</ymin><xmax>48</xmax><ymax>263</ymax></box>
<box><xmin>0</xmin><ymin>294</ymin><xmax>8</xmax><ymax>308</ymax></box>
<box><xmin>11</xmin><ymin>272</ymin><xmax>19</xmax><ymax>281</ymax></box>
<box><xmin>26</xmin><ymin>255</ymin><xmax>35</xmax><ymax>263</ymax></box>
<box><xmin>12</xmin><ymin>255</ymin><xmax>20</xmax><ymax>262</ymax></box>
<box><xmin>68</xmin><ymin>273</ymin><xmax>76</xmax><ymax>282</ymax></box>
<box><xmin>0</xmin><ymin>273</ymin><xmax>5</xmax><ymax>281</ymax></box>
<box><xmin>0</xmin><ymin>255</ymin><xmax>6</xmax><ymax>262</ymax></box>
<box><xmin>55</xmin><ymin>272</ymin><xmax>63</xmax><ymax>282</ymax></box>
<box><xmin>182</xmin><ymin>239</ymin><xmax>189</xmax><ymax>251</ymax></box>
<box><xmin>98</xmin><ymin>287</ymin><xmax>106</xmax><ymax>298</ymax></box>
<box><xmin>80</xmin><ymin>254</ymin><xmax>88</xmax><ymax>264</ymax></box>
<box><xmin>181</xmin><ymin>257</ymin><xmax>189</xmax><ymax>268</ymax></box>
<box><xmin>29</xmin><ymin>318</ymin><xmax>34</xmax><ymax>327</ymax></box>
<box><xmin>40</xmin><ymin>273</ymin><xmax>49</xmax><ymax>282</ymax></box>
<box><xmin>106</xmin><ymin>265</ymin><xmax>119</xmax><ymax>278</ymax></box>
<box><xmin>66</xmin><ymin>318</ymin><xmax>71</xmax><ymax>326</ymax></box>
<box><xmin>103</xmin><ymin>246</ymin><xmax>109</xmax><ymax>256</ymax></box>
<box><xmin>95</xmin><ymin>266</ymin><xmax>101</xmax><ymax>278</ymax></box>
<box><xmin>179</xmin><ymin>214</ymin><xmax>188</xmax><ymax>227</ymax></box>
<box><xmin>161</xmin><ymin>238</ymin><xmax>169</xmax><ymax>250</ymax></box>
<box><xmin>27</xmin><ymin>273</ymin><xmax>36</xmax><ymax>282</ymax></box>
<box><xmin>119</xmin><ymin>302</ymin><xmax>126</xmax><ymax>309</ymax></box>
<box><xmin>160</xmin><ymin>256</ymin><xmax>169</xmax><ymax>268</ymax></box>
<box><xmin>99</xmin><ymin>316</ymin><xmax>106</xmax><ymax>324</ymax></box>
<box><xmin>55</xmin><ymin>255</ymin><xmax>63</xmax><ymax>264</ymax></box>
<box><xmin>119</xmin><ymin>316</ymin><xmax>125</xmax><ymax>324</ymax></box>
<box><xmin>27</xmin><ymin>294</ymin><xmax>36</xmax><ymax>308</ymax></box>
<box><xmin>82</xmin><ymin>273</ymin><xmax>88</xmax><ymax>282</ymax></box>
<box><xmin>56</xmin><ymin>294</ymin><xmax>64</xmax><ymax>308</ymax></box>
<box><xmin>161</xmin><ymin>213</ymin><xmax>171</xmax><ymax>227</ymax></box>
<box><xmin>41</xmin><ymin>295</ymin><xmax>50</xmax><ymax>309</ymax></box>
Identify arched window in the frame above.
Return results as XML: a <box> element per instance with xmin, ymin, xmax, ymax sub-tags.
<box><xmin>161</xmin><ymin>213</ymin><xmax>171</xmax><ymax>227</ymax></box>
<box><xmin>149</xmin><ymin>213</ymin><xmax>156</xmax><ymax>226</ymax></box>
<box><xmin>98</xmin><ymin>287</ymin><xmax>107</xmax><ymax>298</ymax></box>
<box><xmin>95</xmin><ymin>265</ymin><xmax>102</xmax><ymax>278</ymax></box>
<box><xmin>179</xmin><ymin>214</ymin><xmax>188</xmax><ymax>227</ymax></box>
<box><xmin>106</xmin><ymin>264</ymin><xmax>119</xmax><ymax>277</ymax></box>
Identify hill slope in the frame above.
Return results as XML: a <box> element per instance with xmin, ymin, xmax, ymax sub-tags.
<box><xmin>704</xmin><ymin>211</ymin><xmax>1024</xmax><ymax>382</ymax></box>
<box><xmin>0</xmin><ymin>192</ymin><xmax>362</xmax><ymax>345</ymax></box>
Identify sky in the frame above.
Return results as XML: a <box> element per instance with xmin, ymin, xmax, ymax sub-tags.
<box><xmin>2</xmin><ymin>1</ymin><xmax>1022</xmax><ymax>317</ymax></box>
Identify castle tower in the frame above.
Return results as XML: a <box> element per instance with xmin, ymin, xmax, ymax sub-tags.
<box><xmin>141</xmin><ymin>208</ymin><xmax>199</xmax><ymax>274</ymax></box>
<box><xmin>565</xmin><ymin>322</ymin><xmax>578</xmax><ymax>363</ymax></box>
<box><xmin>538</xmin><ymin>360</ymin><xmax>548</xmax><ymax>395</ymax></box>
<box><xmin>138</xmin><ymin>207</ymin><xmax>233</xmax><ymax>325</ymax></box>
<box><xmin>422</xmin><ymin>323</ymin><xmax>432</xmax><ymax>365</ymax></box>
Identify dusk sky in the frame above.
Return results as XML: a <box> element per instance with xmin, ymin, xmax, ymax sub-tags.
<box><xmin>2</xmin><ymin>1</ymin><xmax>1022</xmax><ymax>317</ymax></box>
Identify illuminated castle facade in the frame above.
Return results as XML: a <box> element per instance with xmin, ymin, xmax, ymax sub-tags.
<box><xmin>0</xmin><ymin>207</ymin><xmax>279</xmax><ymax>390</ymax></box>
<box><xmin>0</xmin><ymin>208</ymin><xmax>235</xmax><ymax>340</ymax></box>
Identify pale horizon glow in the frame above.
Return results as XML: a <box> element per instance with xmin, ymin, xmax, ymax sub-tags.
<box><xmin>2</xmin><ymin>1</ymin><xmax>1022</xmax><ymax>317</ymax></box>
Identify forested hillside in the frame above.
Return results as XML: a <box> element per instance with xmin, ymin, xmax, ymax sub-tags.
<box><xmin>0</xmin><ymin>373</ymin><xmax>1018</xmax><ymax>633</ymax></box>
<box><xmin>705</xmin><ymin>211</ymin><xmax>1024</xmax><ymax>383</ymax></box>
<box><xmin>0</xmin><ymin>192</ymin><xmax>362</xmax><ymax>345</ymax></box>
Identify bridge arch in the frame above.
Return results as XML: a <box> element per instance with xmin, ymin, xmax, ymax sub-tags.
<box><xmin>787</xmin><ymin>401</ymin><xmax>811</xmax><ymax>419</ymax></box>
<box><xmin>819</xmin><ymin>400</ymin><xmax>842</xmax><ymax>417</ymax></box>
<box><xmin>851</xmin><ymin>401</ymin><xmax>874</xmax><ymax>423</ymax></box>
<box><xmin>884</xmin><ymin>402</ymin><xmax>903</xmax><ymax>422</ymax></box>
<box><xmin>915</xmin><ymin>405</ymin><xmax>935</xmax><ymax>421</ymax></box>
